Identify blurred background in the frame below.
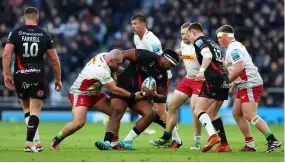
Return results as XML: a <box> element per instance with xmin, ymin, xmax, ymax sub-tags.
<box><xmin>0</xmin><ymin>0</ymin><xmax>283</xmax><ymax>124</ymax></box>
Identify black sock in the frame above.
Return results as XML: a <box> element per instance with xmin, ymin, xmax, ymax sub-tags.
<box><xmin>161</xmin><ymin>130</ymin><xmax>172</xmax><ymax>140</ymax></box>
<box><xmin>152</xmin><ymin>114</ymin><xmax>166</xmax><ymax>128</ymax></box>
<box><xmin>133</xmin><ymin>127</ymin><xmax>142</xmax><ymax>135</ymax></box>
<box><xmin>266</xmin><ymin>134</ymin><xmax>277</xmax><ymax>142</ymax></box>
<box><xmin>104</xmin><ymin>131</ymin><xmax>114</xmax><ymax>143</ymax></box>
<box><xmin>24</xmin><ymin>112</ymin><xmax>30</xmax><ymax>118</ymax></box>
<box><xmin>212</xmin><ymin>117</ymin><xmax>228</xmax><ymax>144</ymax></box>
<box><xmin>26</xmin><ymin>115</ymin><xmax>39</xmax><ymax>142</ymax></box>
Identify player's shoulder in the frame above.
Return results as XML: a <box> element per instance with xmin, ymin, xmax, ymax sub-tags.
<box><xmin>228</xmin><ymin>41</ymin><xmax>245</xmax><ymax>52</ymax></box>
<box><xmin>194</xmin><ymin>36</ymin><xmax>207</xmax><ymax>48</ymax></box>
<box><xmin>145</xmin><ymin>31</ymin><xmax>159</xmax><ymax>41</ymax></box>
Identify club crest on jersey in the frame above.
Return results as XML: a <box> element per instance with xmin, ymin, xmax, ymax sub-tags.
<box><xmin>37</xmin><ymin>90</ymin><xmax>44</xmax><ymax>97</ymax></box>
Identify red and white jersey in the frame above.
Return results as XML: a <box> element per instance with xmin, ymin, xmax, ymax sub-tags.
<box><xmin>134</xmin><ymin>30</ymin><xmax>172</xmax><ymax>79</ymax></box>
<box><xmin>180</xmin><ymin>41</ymin><xmax>200</xmax><ymax>78</ymax></box>
<box><xmin>224</xmin><ymin>41</ymin><xmax>263</xmax><ymax>89</ymax></box>
<box><xmin>70</xmin><ymin>53</ymin><xmax>113</xmax><ymax>95</ymax></box>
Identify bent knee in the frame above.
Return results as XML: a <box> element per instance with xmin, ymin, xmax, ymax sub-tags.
<box><xmin>74</xmin><ymin>120</ymin><xmax>85</xmax><ymax>129</ymax></box>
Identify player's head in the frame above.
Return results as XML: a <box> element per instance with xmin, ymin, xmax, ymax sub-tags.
<box><xmin>161</xmin><ymin>49</ymin><xmax>180</xmax><ymax>70</ymax></box>
<box><xmin>24</xmin><ymin>7</ymin><xmax>39</xmax><ymax>25</ymax></box>
<box><xmin>187</xmin><ymin>22</ymin><xmax>204</xmax><ymax>44</ymax></box>
<box><xmin>131</xmin><ymin>13</ymin><xmax>147</xmax><ymax>35</ymax></box>
<box><xmin>181</xmin><ymin>22</ymin><xmax>191</xmax><ymax>44</ymax></box>
<box><xmin>108</xmin><ymin>49</ymin><xmax>124</xmax><ymax>71</ymax></box>
<box><xmin>216</xmin><ymin>25</ymin><xmax>235</xmax><ymax>48</ymax></box>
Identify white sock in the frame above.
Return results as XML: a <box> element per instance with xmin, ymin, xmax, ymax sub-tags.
<box><xmin>124</xmin><ymin>130</ymin><xmax>138</xmax><ymax>141</ymax></box>
<box><xmin>171</xmin><ymin>126</ymin><xmax>181</xmax><ymax>144</ymax></box>
<box><xmin>194</xmin><ymin>135</ymin><xmax>202</xmax><ymax>141</ymax></box>
<box><xmin>25</xmin><ymin>116</ymin><xmax>40</xmax><ymax>144</ymax></box>
<box><xmin>246</xmin><ymin>140</ymin><xmax>256</xmax><ymax>148</ymax></box>
<box><xmin>198</xmin><ymin>113</ymin><xmax>216</xmax><ymax>137</ymax></box>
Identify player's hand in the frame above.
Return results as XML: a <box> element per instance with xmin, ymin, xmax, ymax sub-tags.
<box><xmin>194</xmin><ymin>72</ymin><xmax>205</xmax><ymax>81</ymax></box>
<box><xmin>55</xmin><ymin>80</ymin><xmax>63</xmax><ymax>92</ymax></box>
<box><xmin>229</xmin><ymin>82</ymin><xmax>236</xmax><ymax>93</ymax></box>
<box><xmin>4</xmin><ymin>75</ymin><xmax>14</xmax><ymax>89</ymax></box>
<box><xmin>134</xmin><ymin>91</ymin><xmax>144</xmax><ymax>100</ymax></box>
<box><xmin>143</xmin><ymin>89</ymin><xmax>156</xmax><ymax>98</ymax></box>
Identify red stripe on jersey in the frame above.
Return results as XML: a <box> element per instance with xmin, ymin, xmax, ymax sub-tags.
<box><xmin>78</xmin><ymin>79</ymin><xmax>96</xmax><ymax>91</ymax></box>
<box><xmin>240</xmin><ymin>68</ymin><xmax>248</xmax><ymax>81</ymax></box>
<box><xmin>16</xmin><ymin>56</ymin><xmax>25</xmax><ymax>70</ymax></box>
<box><xmin>138</xmin><ymin>75</ymin><xmax>142</xmax><ymax>90</ymax></box>
<box><xmin>210</xmin><ymin>62</ymin><xmax>225</xmax><ymax>74</ymax></box>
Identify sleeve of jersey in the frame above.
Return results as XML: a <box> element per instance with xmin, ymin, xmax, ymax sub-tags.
<box><xmin>136</xmin><ymin>49</ymin><xmax>157</xmax><ymax>62</ymax></box>
<box><xmin>92</xmin><ymin>67</ymin><xmax>114</xmax><ymax>85</ymax></box>
<box><xmin>6</xmin><ymin>30</ymin><xmax>15</xmax><ymax>45</ymax></box>
<box><xmin>147</xmin><ymin>37</ymin><xmax>163</xmax><ymax>55</ymax></box>
<box><xmin>229</xmin><ymin>48</ymin><xmax>244</xmax><ymax>65</ymax></box>
<box><xmin>194</xmin><ymin>38</ymin><xmax>207</xmax><ymax>51</ymax></box>
<box><xmin>46</xmin><ymin>34</ymin><xmax>55</xmax><ymax>49</ymax></box>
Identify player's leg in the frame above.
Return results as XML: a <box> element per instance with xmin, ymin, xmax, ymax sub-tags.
<box><xmin>232</xmin><ymin>97</ymin><xmax>256</xmax><ymax>152</ymax></box>
<box><xmin>119</xmin><ymin>100</ymin><xmax>155</xmax><ymax>150</ymax></box>
<box><xmin>193</xmin><ymin>96</ymin><xmax>220</xmax><ymax>152</ymax></box>
<box><xmin>150</xmin><ymin>90</ymin><xmax>188</xmax><ymax>147</ymax></box>
<box><xmin>190</xmin><ymin>94</ymin><xmax>202</xmax><ymax>149</ymax></box>
<box><xmin>95</xmin><ymin>98</ymin><xmax>128</xmax><ymax>150</ymax></box>
<box><xmin>240</xmin><ymin>86</ymin><xmax>281</xmax><ymax>152</ymax></box>
<box><xmin>207</xmin><ymin>101</ymin><xmax>231</xmax><ymax>152</ymax></box>
<box><xmin>21</xmin><ymin>99</ymin><xmax>42</xmax><ymax>151</ymax></box>
<box><xmin>51</xmin><ymin>94</ymin><xmax>91</xmax><ymax>150</ymax></box>
<box><xmin>24</xmin><ymin>98</ymin><xmax>43</xmax><ymax>153</ymax></box>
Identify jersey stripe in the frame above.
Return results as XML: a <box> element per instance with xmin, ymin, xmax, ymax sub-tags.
<box><xmin>78</xmin><ymin>79</ymin><xmax>96</xmax><ymax>91</ymax></box>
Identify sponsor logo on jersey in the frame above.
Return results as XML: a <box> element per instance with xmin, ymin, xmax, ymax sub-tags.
<box><xmin>182</xmin><ymin>55</ymin><xmax>195</xmax><ymax>60</ymax></box>
<box><xmin>230</xmin><ymin>49</ymin><xmax>241</xmax><ymax>61</ymax></box>
<box><xmin>151</xmin><ymin>44</ymin><xmax>161</xmax><ymax>53</ymax></box>
<box><xmin>92</xmin><ymin>57</ymin><xmax>96</xmax><ymax>64</ymax></box>
<box><xmin>195</xmin><ymin>39</ymin><xmax>203</xmax><ymax>48</ymax></box>
<box><xmin>37</xmin><ymin>90</ymin><xmax>44</xmax><ymax>97</ymax></box>
<box><xmin>16</xmin><ymin>68</ymin><xmax>41</xmax><ymax>74</ymax></box>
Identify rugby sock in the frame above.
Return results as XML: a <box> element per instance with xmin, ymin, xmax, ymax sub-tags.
<box><xmin>25</xmin><ymin>112</ymin><xmax>41</xmax><ymax>144</ymax></box>
<box><xmin>124</xmin><ymin>127</ymin><xmax>141</xmax><ymax>141</ymax></box>
<box><xmin>104</xmin><ymin>131</ymin><xmax>114</xmax><ymax>144</ymax></box>
<box><xmin>194</xmin><ymin>135</ymin><xmax>202</xmax><ymax>141</ymax></box>
<box><xmin>198</xmin><ymin>112</ymin><xmax>215</xmax><ymax>137</ymax></box>
<box><xmin>245</xmin><ymin>136</ymin><xmax>255</xmax><ymax>148</ymax></box>
<box><xmin>212</xmin><ymin>117</ymin><xmax>228</xmax><ymax>144</ymax></box>
<box><xmin>26</xmin><ymin>115</ymin><xmax>39</xmax><ymax>142</ymax></box>
<box><xmin>153</xmin><ymin>114</ymin><xmax>166</xmax><ymax>128</ymax></box>
<box><xmin>171</xmin><ymin>126</ymin><xmax>182</xmax><ymax>144</ymax></box>
<box><xmin>161</xmin><ymin>131</ymin><xmax>172</xmax><ymax>140</ymax></box>
<box><xmin>264</xmin><ymin>132</ymin><xmax>277</xmax><ymax>141</ymax></box>
<box><xmin>54</xmin><ymin>132</ymin><xmax>65</xmax><ymax>143</ymax></box>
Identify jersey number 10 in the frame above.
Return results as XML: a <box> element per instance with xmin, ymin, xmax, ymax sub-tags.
<box><xmin>23</xmin><ymin>42</ymin><xmax>38</xmax><ymax>57</ymax></box>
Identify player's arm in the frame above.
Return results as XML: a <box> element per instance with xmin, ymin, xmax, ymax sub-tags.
<box><xmin>47</xmin><ymin>49</ymin><xmax>61</xmax><ymax>82</ymax></box>
<box><xmin>175</xmin><ymin>48</ymin><xmax>182</xmax><ymax>56</ymax></box>
<box><xmin>2</xmin><ymin>43</ymin><xmax>14</xmax><ymax>77</ymax></box>
<box><xmin>152</xmin><ymin>86</ymin><xmax>167</xmax><ymax>103</ymax></box>
<box><xmin>199</xmin><ymin>47</ymin><xmax>212</xmax><ymax>72</ymax></box>
<box><xmin>228</xmin><ymin>49</ymin><xmax>244</xmax><ymax>83</ymax></box>
<box><xmin>122</xmin><ymin>49</ymin><xmax>156</xmax><ymax>62</ymax></box>
<box><xmin>104</xmin><ymin>80</ymin><xmax>143</xmax><ymax>101</ymax></box>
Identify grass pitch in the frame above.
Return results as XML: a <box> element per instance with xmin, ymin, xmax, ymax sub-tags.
<box><xmin>0</xmin><ymin>122</ymin><xmax>284</xmax><ymax>162</ymax></box>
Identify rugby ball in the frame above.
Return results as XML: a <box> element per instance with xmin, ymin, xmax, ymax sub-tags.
<box><xmin>141</xmin><ymin>77</ymin><xmax>156</xmax><ymax>91</ymax></box>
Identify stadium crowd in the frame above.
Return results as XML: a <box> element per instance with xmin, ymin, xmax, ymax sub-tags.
<box><xmin>0</xmin><ymin>0</ymin><xmax>284</xmax><ymax>106</ymax></box>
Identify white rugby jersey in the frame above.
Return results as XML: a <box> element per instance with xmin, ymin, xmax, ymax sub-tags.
<box><xmin>180</xmin><ymin>41</ymin><xmax>200</xmax><ymax>78</ymax></box>
<box><xmin>70</xmin><ymin>53</ymin><xmax>113</xmax><ymax>95</ymax></box>
<box><xmin>224</xmin><ymin>41</ymin><xmax>263</xmax><ymax>89</ymax></box>
<box><xmin>134</xmin><ymin>30</ymin><xmax>172</xmax><ymax>78</ymax></box>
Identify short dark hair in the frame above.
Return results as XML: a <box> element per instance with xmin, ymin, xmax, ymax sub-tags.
<box><xmin>24</xmin><ymin>7</ymin><xmax>39</xmax><ymax>20</ymax></box>
<box><xmin>188</xmin><ymin>22</ymin><xmax>203</xmax><ymax>32</ymax></box>
<box><xmin>181</xmin><ymin>22</ymin><xmax>191</xmax><ymax>29</ymax></box>
<box><xmin>131</xmin><ymin>13</ymin><xmax>146</xmax><ymax>23</ymax></box>
<box><xmin>216</xmin><ymin>25</ymin><xmax>234</xmax><ymax>34</ymax></box>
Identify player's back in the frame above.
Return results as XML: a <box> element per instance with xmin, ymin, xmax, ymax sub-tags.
<box><xmin>227</xmin><ymin>41</ymin><xmax>263</xmax><ymax>88</ymax></box>
<box><xmin>194</xmin><ymin>36</ymin><xmax>228</xmax><ymax>82</ymax></box>
<box><xmin>7</xmin><ymin>25</ymin><xmax>54</xmax><ymax>75</ymax></box>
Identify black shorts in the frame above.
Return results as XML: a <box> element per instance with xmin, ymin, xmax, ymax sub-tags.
<box><xmin>14</xmin><ymin>73</ymin><xmax>47</xmax><ymax>100</ymax></box>
<box><xmin>199</xmin><ymin>80</ymin><xmax>229</xmax><ymax>101</ymax></box>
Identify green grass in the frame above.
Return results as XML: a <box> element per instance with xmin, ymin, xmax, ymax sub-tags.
<box><xmin>0</xmin><ymin>122</ymin><xmax>284</xmax><ymax>162</ymax></box>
